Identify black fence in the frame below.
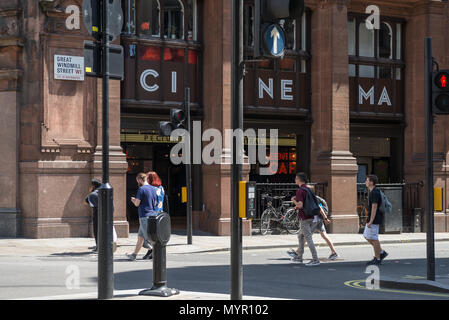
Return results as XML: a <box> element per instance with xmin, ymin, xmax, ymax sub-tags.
<box><xmin>254</xmin><ymin>182</ymin><xmax>327</xmax><ymax>220</ymax></box>
<box><xmin>356</xmin><ymin>182</ymin><xmax>424</xmax><ymax>233</ymax></box>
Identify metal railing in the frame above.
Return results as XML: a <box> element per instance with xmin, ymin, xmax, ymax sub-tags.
<box><xmin>356</xmin><ymin>182</ymin><xmax>424</xmax><ymax>233</ymax></box>
<box><xmin>254</xmin><ymin>182</ymin><xmax>327</xmax><ymax>220</ymax></box>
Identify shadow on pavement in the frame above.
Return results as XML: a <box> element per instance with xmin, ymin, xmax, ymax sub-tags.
<box><xmin>109</xmin><ymin>257</ymin><xmax>449</xmax><ymax>300</ymax></box>
<box><xmin>50</xmin><ymin>251</ymin><xmax>95</xmax><ymax>257</ymax></box>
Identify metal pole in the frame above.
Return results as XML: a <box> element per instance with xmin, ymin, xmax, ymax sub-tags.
<box><xmin>98</xmin><ymin>0</ymin><xmax>114</xmax><ymax>299</ymax></box>
<box><xmin>230</xmin><ymin>0</ymin><xmax>243</xmax><ymax>300</ymax></box>
<box><xmin>424</xmin><ymin>37</ymin><xmax>435</xmax><ymax>281</ymax></box>
<box><xmin>185</xmin><ymin>87</ymin><xmax>193</xmax><ymax>245</ymax></box>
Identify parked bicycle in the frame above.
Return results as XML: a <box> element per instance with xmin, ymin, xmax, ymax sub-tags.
<box><xmin>259</xmin><ymin>194</ymin><xmax>299</xmax><ymax>235</ymax></box>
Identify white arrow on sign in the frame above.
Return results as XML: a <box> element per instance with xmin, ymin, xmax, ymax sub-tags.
<box><xmin>270</xmin><ymin>26</ymin><xmax>281</xmax><ymax>54</ymax></box>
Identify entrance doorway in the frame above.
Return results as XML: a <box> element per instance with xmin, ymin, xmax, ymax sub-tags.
<box><xmin>121</xmin><ymin>142</ymin><xmax>186</xmax><ymax>232</ymax></box>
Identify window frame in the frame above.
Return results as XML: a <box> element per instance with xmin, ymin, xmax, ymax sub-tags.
<box><xmin>124</xmin><ymin>0</ymin><xmax>198</xmax><ymax>42</ymax></box>
<box><xmin>348</xmin><ymin>13</ymin><xmax>405</xmax><ymax>79</ymax></box>
<box><xmin>348</xmin><ymin>13</ymin><xmax>406</xmax><ymax>117</ymax></box>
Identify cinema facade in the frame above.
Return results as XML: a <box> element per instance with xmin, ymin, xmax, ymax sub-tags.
<box><xmin>1</xmin><ymin>0</ymin><xmax>449</xmax><ymax>238</ymax></box>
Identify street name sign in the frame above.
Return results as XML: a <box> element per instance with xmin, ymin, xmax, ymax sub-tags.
<box><xmin>54</xmin><ymin>55</ymin><xmax>84</xmax><ymax>81</ymax></box>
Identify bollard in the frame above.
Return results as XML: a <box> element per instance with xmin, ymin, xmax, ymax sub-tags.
<box><xmin>139</xmin><ymin>212</ymin><xmax>179</xmax><ymax>297</ymax></box>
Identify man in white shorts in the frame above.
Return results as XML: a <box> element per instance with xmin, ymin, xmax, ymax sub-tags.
<box><xmin>364</xmin><ymin>175</ymin><xmax>388</xmax><ymax>266</ymax></box>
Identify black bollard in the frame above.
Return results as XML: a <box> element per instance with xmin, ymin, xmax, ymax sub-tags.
<box><xmin>139</xmin><ymin>212</ymin><xmax>179</xmax><ymax>297</ymax></box>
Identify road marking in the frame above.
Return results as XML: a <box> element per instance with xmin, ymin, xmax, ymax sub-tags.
<box><xmin>344</xmin><ymin>280</ymin><xmax>449</xmax><ymax>298</ymax></box>
<box><xmin>403</xmin><ymin>275</ymin><xmax>426</xmax><ymax>280</ymax></box>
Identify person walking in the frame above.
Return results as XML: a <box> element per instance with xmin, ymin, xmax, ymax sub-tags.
<box><xmin>141</xmin><ymin>171</ymin><xmax>166</xmax><ymax>260</ymax></box>
<box><xmin>85</xmin><ymin>179</ymin><xmax>102</xmax><ymax>252</ymax></box>
<box><xmin>290</xmin><ymin>172</ymin><xmax>320</xmax><ymax>266</ymax></box>
<box><xmin>287</xmin><ymin>193</ymin><xmax>338</xmax><ymax>261</ymax></box>
<box><xmin>364</xmin><ymin>175</ymin><xmax>388</xmax><ymax>266</ymax></box>
<box><xmin>127</xmin><ymin>172</ymin><xmax>158</xmax><ymax>261</ymax></box>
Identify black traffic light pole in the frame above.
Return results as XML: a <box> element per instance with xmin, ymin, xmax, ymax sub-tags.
<box><xmin>231</xmin><ymin>0</ymin><xmax>243</xmax><ymax>300</ymax></box>
<box><xmin>185</xmin><ymin>87</ymin><xmax>193</xmax><ymax>245</ymax></box>
<box><xmin>424</xmin><ymin>37</ymin><xmax>435</xmax><ymax>281</ymax></box>
<box><xmin>98</xmin><ymin>0</ymin><xmax>114</xmax><ymax>299</ymax></box>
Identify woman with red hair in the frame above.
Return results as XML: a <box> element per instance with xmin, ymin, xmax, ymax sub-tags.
<box><xmin>140</xmin><ymin>171</ymin><xmax>166</xmax><ymax>260</ymax></box>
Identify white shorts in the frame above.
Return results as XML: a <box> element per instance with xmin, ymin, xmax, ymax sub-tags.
<box><xmin>363</xmin><ymin>224</ymin><xmax>379</xmax><ymax>241</ymax></box>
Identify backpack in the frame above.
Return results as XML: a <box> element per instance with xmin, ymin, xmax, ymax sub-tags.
<box><xmin>300</xmin><ymin>186</ymin><xmax>321</xmax><ymax>217</ymax></box>
<box><xmin>378</xmin><ymin>189</ymin><xmax>392</xmax><ymax>215</ymax></box>
<box><xmin>315</xmin><ymin>195</ymin><xmax>330</xmax><ymax>218</ymax></box>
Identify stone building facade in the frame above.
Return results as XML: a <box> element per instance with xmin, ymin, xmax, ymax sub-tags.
<box><xmin>0</xmin><ymin>0</ymin><xmax>448</xmax><ymax>238</ymax></box>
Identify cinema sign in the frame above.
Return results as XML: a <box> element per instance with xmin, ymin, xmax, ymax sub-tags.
<box><xmin>243</xmin><ymin>69</ymin><xmax>308</xmax><ymax>109</ymax></box>
<box><xmin>349</xmin><ymin>77</ymin><xmax>403</xmax><ymax>114</ymax></box>
<box><xmin>359</xmin><ymin>85</ymin><xmax>392</xmax><ymax>106</ymax></box>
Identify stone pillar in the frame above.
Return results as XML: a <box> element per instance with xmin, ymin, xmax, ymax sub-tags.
<box><xmin>310</xmin><ymin>0</ymin><xmax>359</xmax><ymax>233</ymax></box>
<box><xmin>13</xmin><ymin>0</ymin><xmax>128</xmax><ymax>238</ymax></box>
<box><xmin>404</xmin><ymin>0</ymin><xmax>449</xmax><ymax>232</ymax></box>
<box><xmin>198</xmin><ymin>0</ymin><xmax>251</xmax><ymax>235</ymax></box>
<box><xmin>0</xmin><ymin>2</ymin><xmax>22</xmax><ymax>236</ymax></box>
<box><xmin>93</xmin><ymin>79</ymin><xmax>129</xmax><ymax>238</ymax></box>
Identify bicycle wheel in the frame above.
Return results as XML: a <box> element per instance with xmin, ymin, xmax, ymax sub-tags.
<box><xmin>260</xmin><ymin>209</ymin><xmax>273</xmax><ymax>235</ymax></box>
<box><xmin>283</xmin><ymin>208</ymin><xmax>299</xmax><ymax>234</ymax></box>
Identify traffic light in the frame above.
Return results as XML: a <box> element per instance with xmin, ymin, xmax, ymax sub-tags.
<box><xmin>254</xmin><ymin>0</ymin><xmax>304</xmax><ymax>58</ymax></box>
<box><xmin>170</xmin><ymin>109</ymin><xmax>186</xmax><ymax>129</ymax></box>
<box><xmin>158</xmin><ymin>108</ymin><xmax>186</xmax><ymax>136</ymax></box>
<box><xmin>432</xmin><ymin>70</ymin><xmax>449</xmax><ymax>114</ymax></box>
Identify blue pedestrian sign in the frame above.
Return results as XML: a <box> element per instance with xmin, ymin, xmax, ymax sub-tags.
<box><xmin>263</xmin><ymin>24</ymin><xmax>286</xmax><ymax>57</ymax></box>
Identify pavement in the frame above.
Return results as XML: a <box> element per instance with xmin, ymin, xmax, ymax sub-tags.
<box><xmin>1</xmin><ymin>230</ymin><xmax>449</xmax><ymax>300</ymax></box>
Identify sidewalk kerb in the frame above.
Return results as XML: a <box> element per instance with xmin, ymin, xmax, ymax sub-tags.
<box><xmin>173</xmin><ymin>237</ymin><xmax>449</xmax><ymax>254</ymax></box>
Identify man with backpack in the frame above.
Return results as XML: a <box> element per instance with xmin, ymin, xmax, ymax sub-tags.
<box><xmin>290</xmin><ymin>172</ymin><xmax>320</xmax><ymax>266</ymax></box>
<box><xmin>288</xmin><ymin>191</ymin><xmax>338</xmax><ymax>261</ymax></box>
<box><xmin>364</xmin><ymin>175</ymin><xmax>389</xmax><ymax>266</ymax></box>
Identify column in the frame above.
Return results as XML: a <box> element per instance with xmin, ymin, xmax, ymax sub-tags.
<box><xmin>310</xmin><ymin>0</ymin><xmax>359</xmax><ymax>233</ymax></box>
<box><xmin>404</xmin><ymin>0</ymin><xmax>449</xmax><ymax>232</ymax></box>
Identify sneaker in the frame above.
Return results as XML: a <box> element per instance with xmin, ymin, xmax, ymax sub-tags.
<box><xmin>291</xmin><ymin>257</ymin><xmax>304</xmax><ymax>264</ymax></box>
<box><xmin>126</xmin><ymin>253</ymin><xmax>137</xmax><ymax>261</ymax></box>
<box><xmin>380</xmin><ymin>251</ymin><xmax>388</xmax><ymax>261</ymax></box>
<box><xmin>305</xmin><ymin>260</ymin><xmax>320</xmax><ymax>267</ymax></box>
<box><xmin>366</xmin><ymin>257</ymin><xmax>381</xmax><ymax>266</ymax></box>
<box><xmin>287</xmin><ymin>249</ymin><xmax>298</xmax><ymax>259</ymax></box>
<box><xmin>328</xmin><ymin>253</ymin><xmax>338</xmax><ymax>261</ymax></box>
<box><xmin>142</xmin><ymin>249</ymin><xmax>153</xmax><ymax>260</ymax></box>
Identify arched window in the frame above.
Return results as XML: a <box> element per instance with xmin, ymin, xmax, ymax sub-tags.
<box><xmin>138</xmin><ymin>0</ymin><xmax>160</xmax><ymax>36</ymax></box>
<box><xmin>378</xmin><ymin>22</ymin><xmax>392</xmax><ymax>59</ymax></box>
<box><xmin>163</xmin><ymin>0</ymin><xmax>184</xmax><ymax>40</ymax></box>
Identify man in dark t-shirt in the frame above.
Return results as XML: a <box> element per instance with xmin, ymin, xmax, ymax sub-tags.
<box><xmin>364</xmin><ymin>175</ymin><xmax>388</xmax><ymax>266</ymax></box>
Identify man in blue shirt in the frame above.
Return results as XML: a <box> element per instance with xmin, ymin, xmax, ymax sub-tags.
<box><xmin>127</xmin><ymin>172</ymin><xmax>158</xmax><ymax>261</ymax></box>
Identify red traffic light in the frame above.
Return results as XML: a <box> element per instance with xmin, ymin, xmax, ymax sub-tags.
<box><xmin>435</xmin><ymin>72</ymin><xmax>449</xmax><ymax>89</ymax></box>
<box><xmin>170</xmin><ymin>109</ymin><xmax>186</xmax><ymax>128</ymax></box>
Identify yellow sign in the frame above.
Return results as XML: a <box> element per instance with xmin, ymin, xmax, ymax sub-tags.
<box><xmin>120</xmin><ymin>133</ymin><xmax>182</xmax><ymax>144</ymax></box>
<box><xmin>244</xmin><ymin>137</ymin><xmax>296</xmax><ymax>147</ymax></box>
<box><xmin>434</xmin><ymin>187</ymin><xmax>443</xmax><ymax>212</ymax></box>
<box><xmin>85</xmin><ymin>67</ymin><xmax>92</xmax><ymax>73</ymax></box>
<box><xmin>181</xmin><ymin>187</ymin><xmax>187</xmax><ymax>203</ymax></box>
<box><xmin>239</xmin><ymin>181</ymin><xmax>246</xmax><ymax>219</ymax></box>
